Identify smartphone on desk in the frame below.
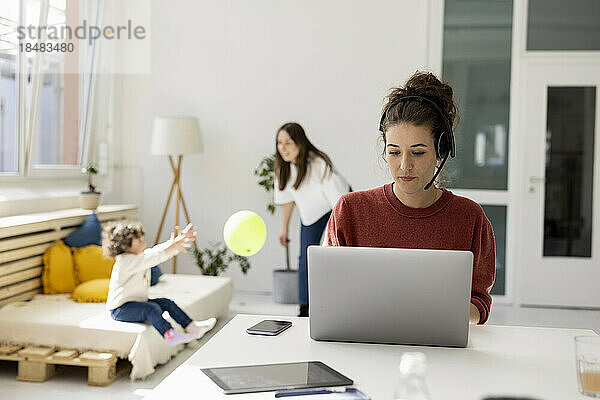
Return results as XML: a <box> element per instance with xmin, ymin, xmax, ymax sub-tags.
<box><xmin>246</xmin><ymin>320</ymin><xmax>292</xmax><ymax>336</ymax></box>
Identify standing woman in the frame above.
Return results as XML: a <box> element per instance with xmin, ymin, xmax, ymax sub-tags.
<box><xmin>274</xmin><ymin>122</ymin><xmax>351</xmax><ymax>317</ymax></box>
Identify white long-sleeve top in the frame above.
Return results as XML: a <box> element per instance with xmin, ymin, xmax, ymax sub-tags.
<box><xmin>274</xmin><ymin>155</ymin><xmax>350</xmax><ymax>225</ymax></box>
<box><xmin>106</xmin><ymin>240</ymin><xmax>178</xmax><ymax>310</ymax></box>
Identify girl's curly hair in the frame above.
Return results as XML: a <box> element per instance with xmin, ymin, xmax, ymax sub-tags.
<box><xmin>102</xmin><ymin>221</ymin><xmax>145</xmax><ymax>257</ymax></box>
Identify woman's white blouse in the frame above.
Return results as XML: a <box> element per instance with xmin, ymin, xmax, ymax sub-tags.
<box><xmin>274</xmin><ymin>156</ymin><xmax>349</xmax><ymax>225</ymax></box>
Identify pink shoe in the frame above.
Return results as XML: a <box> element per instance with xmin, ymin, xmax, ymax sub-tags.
<box><xmin>164</xmin><ymin>328</ymin><xmax>194</xmax><ymax>346</ymax></box>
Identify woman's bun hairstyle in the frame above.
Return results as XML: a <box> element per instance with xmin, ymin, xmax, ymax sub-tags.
<box><xmin>380</xmin><ymin>71</ymin><xmax>459</xmax><ymax>158</ymax></box>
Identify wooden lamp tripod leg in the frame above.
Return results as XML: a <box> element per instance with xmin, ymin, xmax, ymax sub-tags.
<box><xmin>154</xmin><ymin>155</ymin><xmax>178</xmax><ymax>246</ymax></box>
<box><xmin>173</xmin><ymin>156</ymin><xmax>182</xmax><ymax>274</ymax></box>
<box><xmin>155</xmin><ymin>155</ymin><xmax>196</xmax><ymax>275</ymax></box>
<box><xmin>179</xmin><ymin>193</ymin><xmax>199</xmax><ymax>253</ymax></box>
<box><xmin>168</xmin><ymin>157</ymin><xmax>199</xmax><ymax>253</ymax></box>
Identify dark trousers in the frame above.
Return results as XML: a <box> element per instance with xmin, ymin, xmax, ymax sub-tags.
<box><xmin>298</xmin><ymin>211</ymin><xmax>332</xmax><ymax>305</ymax></box>
<box><xmin>110</xmin><ymin>297</ymin><xmax>193</xmax><ymax>336</ymax></box>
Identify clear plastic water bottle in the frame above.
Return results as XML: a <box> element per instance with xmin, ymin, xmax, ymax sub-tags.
<box><xmin>393</xmin><ymin>352</ymin><xmax>431</xmax><ymax>400</ymax></box>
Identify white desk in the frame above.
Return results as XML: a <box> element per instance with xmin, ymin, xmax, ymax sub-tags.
<box><xmin>147</xmin><ymin>314</ymin><xmax>596</xmax><ymax>399</ymax></box>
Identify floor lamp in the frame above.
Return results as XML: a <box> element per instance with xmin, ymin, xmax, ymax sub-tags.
<box><xmin>150</xmin><ymin>116</ymin><xmax>203</xmax><ymax>273</ymax></box>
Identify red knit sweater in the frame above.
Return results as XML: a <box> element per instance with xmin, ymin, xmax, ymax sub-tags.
<box><xmin>325</xmin><ymin>183</ymin><xmax>496</xmax><ymax>324</ymax></box>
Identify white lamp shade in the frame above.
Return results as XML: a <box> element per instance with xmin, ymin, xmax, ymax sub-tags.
<box><xmin>151</xmin><ymin>117</ymin><xmax>204</xmax><ymax>155</ymax></box>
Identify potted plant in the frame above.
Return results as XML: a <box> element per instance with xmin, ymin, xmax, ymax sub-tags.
<box><xmin>192</xmin><ymin>242</ymin><xmax>251</xmax><ymax>276</ymax></box>
<box><xmin>254</xmin><ymin>155</ymin><xmax>276</xmax><ymax>215</ymax></box>
<box><xmin>80</xmin><ymin>162</ymin><xmax>101</xmax><ymax>210</ymax></box>
<box><xmin>254</xmin><ymin>155</ymin><xmax>298</xmax><ymax>304</ymax></box>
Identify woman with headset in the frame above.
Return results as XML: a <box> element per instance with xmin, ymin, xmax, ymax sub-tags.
<box><xmin>274</xmin><ymin>122</ymin><xmax>351</xmax><ymax>317</ymax></box>
<box><xmin>325</xmin><ymin>71</ymin><xmax>496</xmax><ymax>324</ymax></box>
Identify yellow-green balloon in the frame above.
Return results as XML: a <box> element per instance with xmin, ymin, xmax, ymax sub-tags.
<box><xmin>223</xmin><ymin>210</ymin><xmax>267</xmax><ymax>257</ymax></box>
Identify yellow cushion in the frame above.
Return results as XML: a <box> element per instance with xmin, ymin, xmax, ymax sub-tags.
<box><xmin>42</xmin><ymin>241</ymin><xmax>77</xmax><ymax>294</ymax></box>
<box><xmin>73</xmin><ymin>245</ymin><xmax>115</xmax><ymax>282</ymax></box>
<box><xmin>71</xmin><ymin>279</ymin><xmax>109</xmax><ymax>303</ymax></box>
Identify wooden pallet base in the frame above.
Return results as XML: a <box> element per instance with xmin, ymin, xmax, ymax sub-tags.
<box><xmin>88</xmin><ymin>360</ymin><xmax>131</xmax><ymax>387</ymax></box>
<box><xmin>0</xmin><ymin>345</ymin><xmax>131</xmax><ymax>386</ymax></box>
<box><xmin>18</xmin><ymin>360</ymin><xmax>55</xmax><ymax>382</ymax></box>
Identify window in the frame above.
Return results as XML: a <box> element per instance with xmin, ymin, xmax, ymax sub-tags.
<box><xmin>527</xmin><ymin>0</ymin><xmax>600</xmax><ymax>51</ymax></box>
<box><xmin>543</xmin><ymin>87</ymin><xmax>595</xmax><ymax>258</ymax></box>
<box><xmin>442</xmin><ymin>0</ymin><xmax>513</xmax><ymax>190</ymax></box>
<box><xmin>0</xmin><ymin>2</ymin><xmax>19</xmax><ymax>174</ymax></box>
<box><xmin>0</xmin><ymin>0</ymin><xmax>100</xmax><ymax>177</ymax></box>
<box><xmin>442</xmin><ymin>0</ymin><xmax>514</xmax><ymax>300</ymax></box>
<box><xmin>33</xmin><ymin>0</ymin><xmax>79</xmax><ymax>167</ymax></box>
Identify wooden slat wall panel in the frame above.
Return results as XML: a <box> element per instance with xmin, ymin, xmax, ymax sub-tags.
<box><xmin>0</xmin><ymin>217</ymin><xmax>81</xmax><ymax>239</ymax></box>
<box><xmin>0</xmin><ymin>205</ymin><xmax>137</xmax><ymax>308</ymax></box>
<box><xmin>0</xmin><ymin>257</ymin><xmax>42</xmax><ymax>278</ymax></box>
<box><xmin>0</xmin><ymin>205</ymin><xmax>137</xmax><ymax>239</ymax></box>
<box><xmin>96</xmin><ymin>210</ymin><xmax>137</xmax><ymax>223</ymax></box>
<box><xmin>0</xmin><ymin>267</ymin><xmax>43</xmax><ymax>288</ymax></box>
<box><xmin>0</xmin><ymin>244</ymin><xmax>52</xmax><ymax>264</ymax></box>
<box><xmin>0</xmin><ymin>279</ymin><xmax>42</xmax><ymax>301</ymax></box>
<box><xmin>0</xmin><ymin>228</ymin><xmax>76</xmax><ymax>253</ymax></box>
<box><xmin>0</xmin><ymin>289</ymin><xmax>42</xmax><ymax>308</ymax></box>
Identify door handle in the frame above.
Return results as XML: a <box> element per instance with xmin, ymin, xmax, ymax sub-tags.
<box><xmin>528</xmin><ymin>176</ymin><xmax>545</xmax><ymax>193</ymax></box>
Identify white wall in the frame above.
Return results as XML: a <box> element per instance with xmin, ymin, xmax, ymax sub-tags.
<box><xmin>115</xmin><ymin>0</ymin><xmax>435</xmax><ymax>292</ymax></box>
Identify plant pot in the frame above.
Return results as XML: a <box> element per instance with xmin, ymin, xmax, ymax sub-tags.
<box><xmin>79</xmin><ymin>191</ymin><xmax>102</xmax><ymax>210</ymax></box>
<box><xmin>273</xmin><ymin>269</ymin><xmax>298</xmax><ymax>304</ymax></box>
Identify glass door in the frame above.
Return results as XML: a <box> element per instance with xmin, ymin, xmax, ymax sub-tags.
<box><xmin>519</xmin><ymin>62</ymin><xmax>600</xmax><ymax>307</ymax></box>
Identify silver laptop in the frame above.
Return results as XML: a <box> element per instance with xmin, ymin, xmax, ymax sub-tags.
<box><xmin>308</xmin><ymin>246</ymin><xmax>474</xmax><ymax>348</ymax></box>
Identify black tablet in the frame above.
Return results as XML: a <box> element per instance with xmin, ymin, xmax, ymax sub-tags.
<box><xmin>201</xmin><ymin>361</ymin><xmax>354</xmax><ymax>394</ymax></box>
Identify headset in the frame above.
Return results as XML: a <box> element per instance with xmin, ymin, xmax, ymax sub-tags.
<box><xmin>379</xmin><ymin>95</ymin><xmax>456</xmax><ymax>190</ymax></box>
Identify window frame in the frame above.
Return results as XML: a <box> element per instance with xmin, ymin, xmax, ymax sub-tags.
<box><xmin>432</xmin><ymin>0</ymin><xmax>517</xmax><ymax>305</ymax></box>
<box><xmin>524</xmin><ymin>0</ymin><xmax>600</xmax><ymax>54</ymax></box>
<box><xmin>0</xmin><ymin>0</ymin><xmax>100</xmax><ymax>181</ymax></box>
